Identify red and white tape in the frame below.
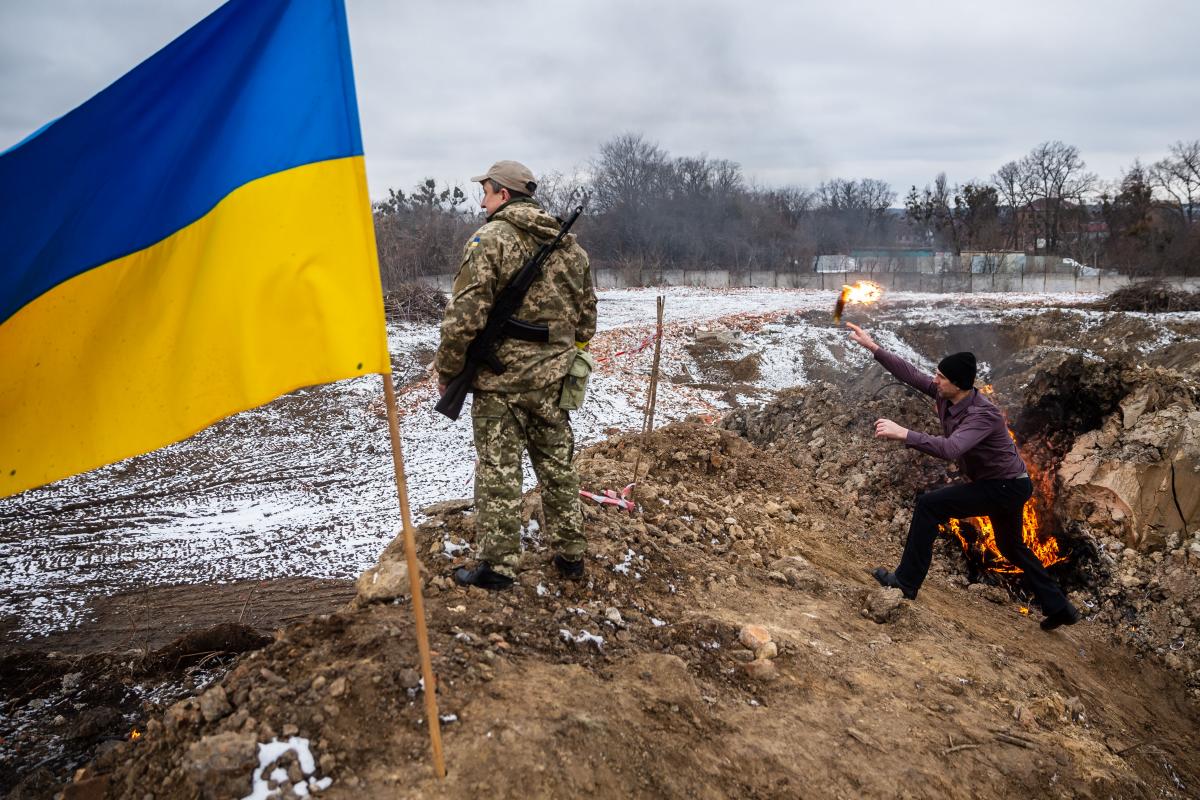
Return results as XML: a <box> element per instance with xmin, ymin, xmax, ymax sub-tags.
<box><xmin>579</xmin><ymin>482</ymin><xmax>636</xmax><ymax>512</ymax></box>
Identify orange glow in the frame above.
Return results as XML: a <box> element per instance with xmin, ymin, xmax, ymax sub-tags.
<box><xmin>939</xmin><ymin>385</ymin><xmax>1066</xmax><ymax>575</ymax></box>
<box><xmin>130</xmin><ymin>729</ymin><xmax>142</xmax><ymax>741</ymax></box>
<box><xmin>844</xmin><ymin>280</ymin><xmax>884</xmax><ymax>304</ymax></box>
<box><xmin>833</xmin><ymin>281</ymin><xmax>884</xmax><ymax>322</ymax></box>
<box><xmin>1019</xmin><ymin>606</ymin><xmax>1030</xmax><ymax>615</ymax></box>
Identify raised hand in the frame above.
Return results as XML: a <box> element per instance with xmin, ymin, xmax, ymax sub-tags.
<box><xmin>846</xmin><ymin>322</ymin><xmax>879</xmax><ymax>353</ymax></box>
<box><xmin>874</xmin><ymin>418</ymin><xmax>908</xmax><ymax>441</ymax></box>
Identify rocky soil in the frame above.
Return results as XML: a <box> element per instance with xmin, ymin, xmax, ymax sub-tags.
<box><xmin>13</xmin><ymin>417</ymin><xmax>1199</xmax><ymax>799</ymax></box>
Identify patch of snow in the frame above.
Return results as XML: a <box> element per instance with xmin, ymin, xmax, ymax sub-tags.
<box><xmin>559</xmin><ymin>628</ymin><xmax>605</xmax><ymax>650</ymax></box>
<box><xmin>441</xmin><ymin>538</ymin><xmax>470</xmax><ymax>558</ymax></box>
<box><xmin>242</xmin><ymin>736</ymin><xmax>332</xmax><ymax>800</ymax></box>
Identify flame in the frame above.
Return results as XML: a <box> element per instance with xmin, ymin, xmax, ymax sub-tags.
<box><xmin>1019</xmin><ymin>606</ymin><xmax>1030</xmax><ymax>615</ymax></box>
<box><xmin>940</xmin><ymin>384</ymin><xmax>1067</xmax><ymax>575</ymax></box>
<box><xmin>130</xmin><ymin>729</ymin><xmax>142</xmax><ymax>741</ymax></box>
<box><xmin>833</xmin><ymin>280</ymin><xmax>884</xmax><ymax>322</ymax></box>
<box><xmin>843</xmin><ymin>280</ymin><xmax>884</xmax><ymax>304</ymax></box>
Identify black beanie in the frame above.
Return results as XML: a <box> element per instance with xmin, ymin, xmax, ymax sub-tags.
<box><xmin>938</xmin><ymin>352</ymin><xmax>976</xmax><ymax>390</ymax></box>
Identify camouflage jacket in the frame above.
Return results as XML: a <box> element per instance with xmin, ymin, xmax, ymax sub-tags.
<box><xmin>434</xmin><ymin>198</ymin><xmax>597</xmax><ymax>393</ymax></box>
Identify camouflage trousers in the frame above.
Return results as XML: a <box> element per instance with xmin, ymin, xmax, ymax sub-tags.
<box><xmin>471</xmin><ymin>384</ymin><xmax>586</xmax><ymax>578</ymax></box>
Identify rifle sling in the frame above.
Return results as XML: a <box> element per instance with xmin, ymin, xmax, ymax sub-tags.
<box><xmin>502</xmin><ymin>318</ymin><xmax>551</xmax><ymax>342</ymax></box>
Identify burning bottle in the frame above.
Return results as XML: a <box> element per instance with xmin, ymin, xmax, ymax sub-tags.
<box><xmin>833</xmin><ymin>281</ymin><xmax>884</xmax><ymax>323</ymax></box>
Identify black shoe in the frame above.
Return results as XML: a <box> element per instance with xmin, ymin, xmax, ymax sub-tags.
<box><xmin>871</xmin><ymin>567</ymin><xmax>917</xmax><ymax>600</ymax></box>
<box><xmin>553</xmin><ymin>554</ymin><xmax>585</xmax><ymax>580</ymax></box>
<box><xmin>453</xmin><ymin>562</ymin><xmax>513</xmax><ymax>590</ymax></box>
<box><xmin>1040</xmin><ymin>603</ymin><xmax>1081</xmax><ymax>631</ymax></box>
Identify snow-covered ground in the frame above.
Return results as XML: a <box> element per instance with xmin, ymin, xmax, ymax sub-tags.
<box><xmin>6</xmin><ymin>286</ymin><xmax>1189</xmax><ymax>639</ymax></box>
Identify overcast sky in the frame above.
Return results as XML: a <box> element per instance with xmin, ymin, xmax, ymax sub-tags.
<box><xmin>2</xmin><ymin>0</ymin><xmax>1198</xmax><ymax>202</ymax></box>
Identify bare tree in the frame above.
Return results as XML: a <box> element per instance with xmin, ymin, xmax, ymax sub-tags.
<box><xmin>1020</xmin><ymin>141</ymin><xmax>1097</xmax><ymax>253</ymax></box>
<box><xmin>992</xmin><ymin>160</ymin><xmax>1026</xmax><ymax>250</ymax></box>
<box><xmin>992</xmin><ymin>141</ymin><xmax>1096</xmax><ymax>254</ymax></box>
<box><xmin>535</xmin><ymin>168</ymin><xmax>590</xmax><ymax>219</ymax></box>
<box><xmin>815</xmin><ymin>178</ymin><xmax>896</xmax><ymax>251</ymax></box>
<box><xmin>1151</xmin><ymin>139</ymin><xmax>1200</xmax><ymax>225</ymax></box>
<box><xmin>589</xmin><ymin>133</ymin><xmax>671</xmax><ymax>214</ymax></box>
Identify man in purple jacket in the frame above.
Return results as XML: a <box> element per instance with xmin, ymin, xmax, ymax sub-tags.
<box><xmin>846</xmin><ymin>323</ymin><xmax>1080</xmax><ymax>631</ymax></box>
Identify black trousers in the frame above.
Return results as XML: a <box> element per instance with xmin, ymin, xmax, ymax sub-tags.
<box><xmin>894</xmin><ymin>477</ymin><xmax>1070</xmax><ymax>614</ymax></box>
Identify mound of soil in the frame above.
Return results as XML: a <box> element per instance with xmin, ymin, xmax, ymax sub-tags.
<box><xmin>1095</xmin><ymin>282</ymin><xmax>1200</xmax><ymax>313</ymax></box>
<box><xmin>34</xmin><ymin>422</ymin><xmax>1200</xmax><ymax>799</ymax></box>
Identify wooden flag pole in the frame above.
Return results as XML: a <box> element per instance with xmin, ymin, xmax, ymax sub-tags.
<box><xmin>381</xmin><ymin>374</ymin><xmax>447</xmax><ymax>779</ymax></box>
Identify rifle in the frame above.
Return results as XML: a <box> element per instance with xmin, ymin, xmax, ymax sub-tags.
<box><xmin>435</xmin><ymin>201</ymin><xmax>587</xmax><ymax>420</ymax></box>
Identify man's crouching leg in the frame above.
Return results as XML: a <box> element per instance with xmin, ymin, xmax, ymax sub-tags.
<box><xmin>470</xmin><ymin>391</ymin><xmax>525</xmax><ymax>581</ymax></box>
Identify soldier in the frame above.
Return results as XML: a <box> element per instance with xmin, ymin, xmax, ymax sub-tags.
<box><xmin>435</xmin><ymin>161</ymin><xmax>597</xmax><ymax>590</ymax></box>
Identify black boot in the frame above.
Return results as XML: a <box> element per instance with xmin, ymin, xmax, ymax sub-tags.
<box><xmin>553</xmin><ymin>554</ymin><xmax>585</xmax><ymax>580</ymax></box>
<box><xmin>453</xmin><ymin>562</ymin><xmax>513</xmax><ymax>590</ymax></box>
<box><xmin>1040</xmin><ymin>603</ymin><xmax>1081</xmax><ymax>631</ymax></box>
<box><xmin>872</xmin><ymin>567</ymin><xmax>917</xmax><ymax>600</ymax></box>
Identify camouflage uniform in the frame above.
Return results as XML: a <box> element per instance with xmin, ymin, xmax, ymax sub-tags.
<box><xmin>435</xmin><ymin>197</ymin><xmax>597</xmax><ymax>577</ymax></box>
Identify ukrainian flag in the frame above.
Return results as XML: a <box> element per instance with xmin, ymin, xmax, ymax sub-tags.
<box><xmin>0</xmin><ymin>0</ymin><xmax>389</xmax><ymax>498</ymax></box>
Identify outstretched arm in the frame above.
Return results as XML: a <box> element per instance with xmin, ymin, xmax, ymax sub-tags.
<box><xmin>847</xmin><ymin>323</ymin><xmax>936</xmax><ymax>399</ymax></box>
<box><xmin>846</xmin><ymin>322</ymin><xmax>879</xmax><ymax>353</ymax></box>
<box><xmin>905</xmin><ymin>414</ymin><xmax>992</xmax><ymax>461</ymax></box>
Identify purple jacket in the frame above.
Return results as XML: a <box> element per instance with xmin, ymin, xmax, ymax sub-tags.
<box><xmin>873</xmin><ymin>348</ymin><xmax>1027</xmax><ymax>481</ymax></box>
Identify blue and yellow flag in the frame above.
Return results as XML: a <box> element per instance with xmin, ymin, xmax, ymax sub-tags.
<box><xmin>0</xmin><ymin>0</ymin><xmax>389</xmax><ymax>498</ymax></box>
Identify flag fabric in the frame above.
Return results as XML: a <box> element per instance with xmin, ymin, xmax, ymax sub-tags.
<box><xmin>0</xmin><ymin>0</ymin><xmax>389</xmax><ymax>498</ymax></box>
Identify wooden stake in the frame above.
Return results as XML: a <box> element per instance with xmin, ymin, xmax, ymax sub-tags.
<box><xmin>644</xmin><ymin>295</ymin><xmax>666</xmax><ymax>434</ymax></box>
<box><xmin>382</xmin><ymin>374</ymin><xmax>446</xmax><ymax>779</ymax></box>
<box><xmin>632</xmin><ymin>296</ymin><xmax>665</xmax><ymax>486</ymax></box>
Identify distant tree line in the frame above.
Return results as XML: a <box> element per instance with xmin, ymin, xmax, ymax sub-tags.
<box><xmin>373</xmin><ymin>134</ymin><xmax>1200</xmax><ymax>288</ymax></box>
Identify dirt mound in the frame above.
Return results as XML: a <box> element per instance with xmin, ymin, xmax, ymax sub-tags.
<box><xmin>723</xmin><ymin>379</ymin><xmax>956</xmax><ymax>523</ymax></box>
<box><xmin>1015</xmin><ymin>355</ymin><xmax>1200</xmax><ymax>548</ymax></box>
<box><xmin>683</xmin><ymin>329</ymin><xmax>763</xmax><ymax>388</ymax></box>
<box><xmin>1095</xmin><ymin>282</ymin><xmax>1200</xmax><ymax>313</ymax></box>
<box><xmin>1010</xmin><ymin>357</ymin><xmax>1200</xmax><ymax>693</ymax></box>
<box><xmin>38</xmin><ymin>422</ymin><xmax>1200</xmax><ymax>799</ymax></box>
<box><xmin>1015</xmin><ymin>354</ymin><xmax>1133</xmax><ymax>455</ymax></box>
<box><xmin>384</xmin><ymin>284</ymin><xmax>448</xmax><ymax>324</ymax></box>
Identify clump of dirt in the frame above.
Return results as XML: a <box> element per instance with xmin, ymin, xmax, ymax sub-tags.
<box><xmin>45</xmin><ymin>422</ymin><xmax>1200</xmax><ymax>799</ymax></box>
<box><xmin>1095</xmin><ymin>282</ymin><xmax>1200</xmax><ymax>313</ymax></box>
<box><xmin>384</xmin><ymin>283</ymin><xmax>447</xmax><ymax>324</ymax></box>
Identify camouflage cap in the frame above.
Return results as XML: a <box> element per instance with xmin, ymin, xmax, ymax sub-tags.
<box><xmin>471</xmin><ymin>160</ymin><xmax>538</xmax><ymax>195</ymax></box>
